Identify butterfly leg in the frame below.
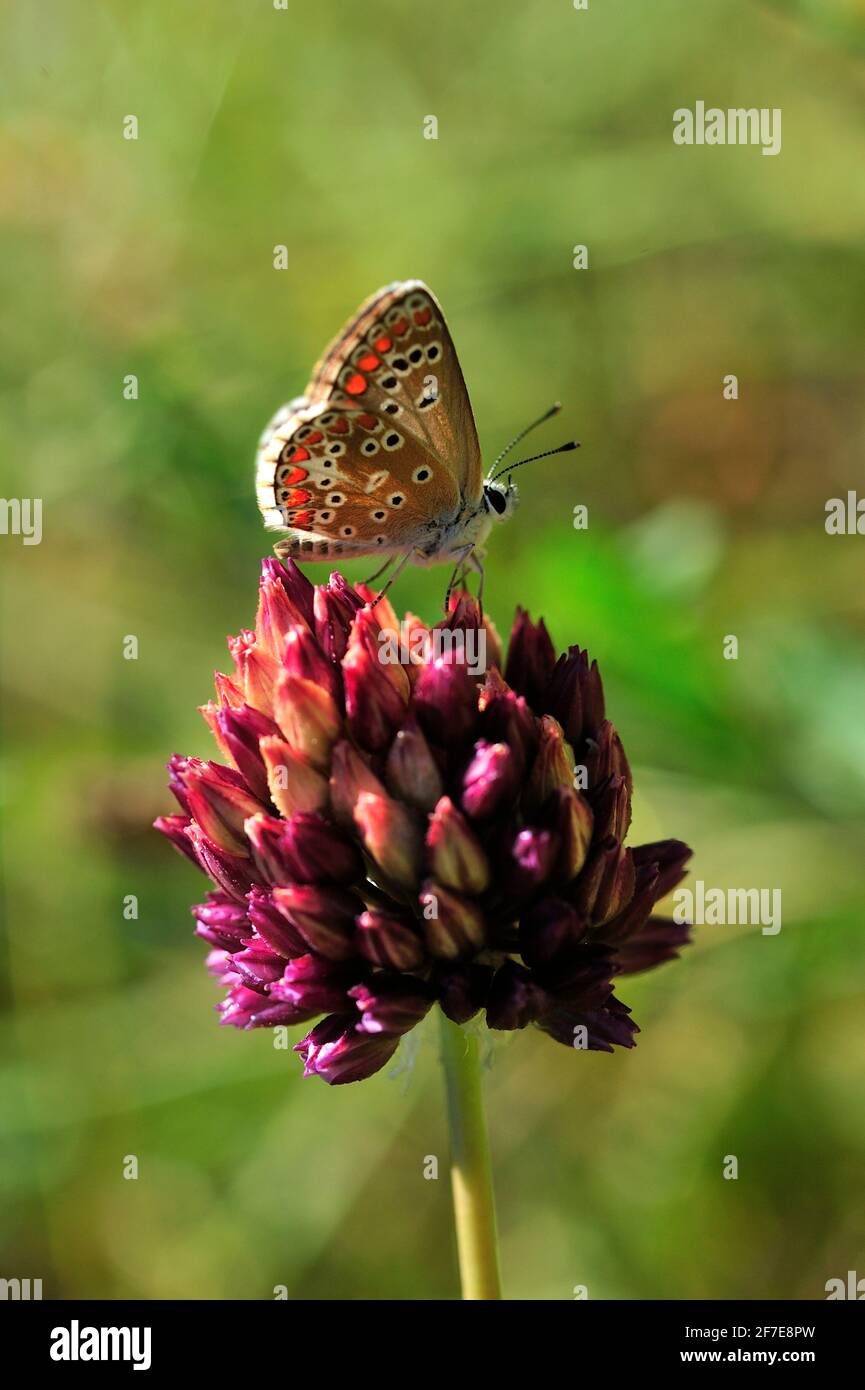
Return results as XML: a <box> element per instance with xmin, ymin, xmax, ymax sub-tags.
<box><xmin>443</xmin><ymin>545</ymin><xmax>475</xmax><ymax>613</ymax></box>
<box><xmin>467</xmin><ymin>549</ymin><xmax>486</xmax><ymax>619</ymax></box>
<box><xmin>360</xmin><ymin>554</ymin><xmax>397</xmax><ymax>587</ymax></box>
<box><xmin>369</xmin><ymin>549</ymin><xmax>418</xmax><ymax>609</ymax></box>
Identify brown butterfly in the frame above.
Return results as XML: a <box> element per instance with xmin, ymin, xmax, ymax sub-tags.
<box><xmin>255</xmin><ymin>280</ymin><xmax>576</xmax><ymax>605</ymax></box>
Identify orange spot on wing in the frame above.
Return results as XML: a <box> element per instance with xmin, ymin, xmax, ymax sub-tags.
<box><xmin>374</xmin><ymin>335</ymin><xmax>392</xmax><ymax>352</ymax></box>
<box><xmin>357</xmin><ymin>353</ymin><xmax>380</xmax><ymax>371</ymax></box>
<box><xmin>345</xmin><ymin>373</ymin><xmax>367</xmax><ymax>395</ymax></box>
<box><xmin>290</xmin><ymin>446</ymin><xmax>310</xmax><ymax>462</ymax></box>
<box><xmin>391</xmin><ymin>316</ymin><xmax>409</xmax><ymax>336</ymax></box>
<box><xmin>356</xmin><ymin>413</ymin><xmax>378</xmax><ymax>430</ymax></box>
<box><xmin>282</xmin><ymin>467</ymin><xmax>308</xmax><ymax>486</ymax></box>
<box><xmin>330</xmin><ymin>417</ymin><xmax>349</xmax><ymax>434</ymax></box>
<box><xmin>292</xmin><ymin>510</ymin><xmax>313</xmax><ymax>527</ymax></box>
<box><xmin>286</xmin><ymin>489</ymin><xmax>311</xmax><ymax>507</ymax></box>
<box><xmin>413</xmin><ymin>307</ymin><xmax>432</xmax><ymax>326</ymax></box>
<box><xmin>305</xmin><ymin>431</ymin><xmax>323</xmax><ymax>445</ymax></box>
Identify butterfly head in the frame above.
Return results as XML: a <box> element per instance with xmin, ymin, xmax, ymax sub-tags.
<box><xmin>482</xmin><ymin>479</ymin><xmax>518</xmax><ymax>523</ymax></box>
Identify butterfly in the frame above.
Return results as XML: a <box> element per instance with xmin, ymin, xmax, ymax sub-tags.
<box><xmin>255</xmin><ymin>280</ymin><xmax>576</xmax><ymax>606</ymax></box>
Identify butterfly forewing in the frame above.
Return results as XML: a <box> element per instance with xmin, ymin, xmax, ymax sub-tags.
<box><xmin>256</xmin><ymin>281</ymin><xmax>483</xmax><ymax>561</ymax></box>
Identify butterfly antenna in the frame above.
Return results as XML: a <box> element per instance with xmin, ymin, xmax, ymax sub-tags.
<box><xmin>490</xmin><ymin>439</ymin><xmax>579</xmax><ymax>485</ymax></box>
<box><xmin>488</xmin><ymin>402</ymin><xmax>562</xmax><ymax>478</ymax></box>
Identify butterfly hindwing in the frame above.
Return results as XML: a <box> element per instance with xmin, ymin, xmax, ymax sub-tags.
<box><xmin>256</xmin><ymin>281</ymin><xmax>483</xmax><ymax>561</ymax></box>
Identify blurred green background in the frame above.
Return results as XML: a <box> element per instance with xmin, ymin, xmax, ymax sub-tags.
<box><xmin>2</xmin><ymin>0</ymin><xmax>865</xmax><ymax>1300</ymax></box>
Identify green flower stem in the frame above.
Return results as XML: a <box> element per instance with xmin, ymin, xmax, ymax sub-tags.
<box><xmin>438</xmin><ymin>1012</ymin><xmax>503</xmax><ymax>1300</ymax></box>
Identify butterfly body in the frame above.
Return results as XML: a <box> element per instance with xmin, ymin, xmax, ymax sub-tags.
<box><xmin>255</xmin><ymin>281</ymin><xmax>517</xmax><ymax>579</ymax></box>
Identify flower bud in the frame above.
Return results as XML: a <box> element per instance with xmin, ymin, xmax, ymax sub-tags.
<box><xmin>420</xmin><ymin>880</ymin><xmax>486</xmax><ymax>959</ymax></box>
<box><xmin>255</xmin><ymin>570</ymin><xmax>310</xmax><ymax>659</ymax></box>
<box><xmin>545</xmin><ymin>646</ymin><xmax>604</xmax><ymax>744</ymax></box>
<box><xmin>385</xmin><ymin>720</ymin><xmax>443</xmax><ymax>812</ymax></box>
<box><xmin>543</xmin><ymin>787</ymin><xmax>594</xmax><ymax>881</ymax></box>
<box><xmin>329</xmin><ymin>740</ymin><xmax>387</xmax><ymax>828</ymax></box>
<box><xmin>355</xmin><ymin>910</ymin><xmax>426</xmax><ymax>971</ymax></box>
<box><xmin>246</xmin><ymin>884</ymin><xmax>308</xmax><ymax>957</ymax></box>
<box><xmin>350</xmin><ymin>977</ymin><xmax>433</xmax><ymax>1036</ymax></box>
<box><xmin>271</xmin><ymin>883</ymin><xmax>362</xmax><ymax>960</ymax></box>
<box><xmin>186</xmin><ymin>823</ymin><xmax>260</xmax><ymax>902</ymax></box>
<box><xmin>413</xmin><ymin>658</ymin><xmax>477</xmax><ymax>747</ymax></box>
<box><xmin>192</xmin><ymin>893</ymin><xmax>250</xmax><ymax>950</ymax></box>
<box><xmin>426</xmin><ymin>796</ymin><xmax>490</xmax><ymax>894</ymax></box>
<box><xmin>354</xmin><ymin>790</ymin><xmax>422</xmax><ymax>891</ymax></box>
<box><xmin>280</xmin><ymin>811</ymin><xmax>363</xmax><ymax>885</ymax></box>
<box><xmin>229</xmin><ymin>632</ymin><xmax>280</xmax><ymax>717</ymax></box>
<box><xmin>154</xmin><ymin>812</ymin><xmax>199</xmax><ymax>865</ymax></box>
<box><xmin>486</xmin><ymin>960</ymin><xmax>545</xmax><ymax>1030</ymax></box>
<box><xmin>504</xmin><ymin>608</ymin><xmax>556</xmax><ymax>707</ymax></box>
<box><xmin>519</xmin><ymin>895</ymin><xmax>586</xmax><ymax>968</ymax></box>
<box><xmin>282</xmin><ymin>624</ymin><xmax>342</xmax><ymax>704</ymax></box>
<box><xmin>216</xmin><ymin>704</ymin><xmax>282</xmax><ymax>804</ymax></box>
<box><xmin>343</xmin><ymin>636</ymin><xmax>408</xmax><ymax>752</ymax></box>
<box><xmin>269</xmin><ymin>954</ymin><xmax>356</xmax><ymax>1018</ymax></box>
<box><xmin>259</xmin><ymin>735</ymin><xmax>329</xmax><ymax>817</ymax></box>
<box><xmin>435</xmin><ymin>962</ymin><xmax>494</xmax><ymax>1024</ymax></box>
<box><xmin>524</xmin><ymin>715</ymin><xmax>575</xmax><ymax>815</ymax></box>
<box><xmin>272</xmin><ymin>673</ymin><xmax>340</xmax><ymax>772</ymax></box>
<box><xmin>183</xmin><ymin>759</ymin><xmax>266</xmax><ymax>855</ymax></box>
<box><xmin>461</xmin><ymin>740</ymin><xmax>517</xmax><ymax>820</ymax></box>
<box><xmin>295</xmin><ymin>1014</ymin><xmax>401</xmax><ymax>1084</ymax></box>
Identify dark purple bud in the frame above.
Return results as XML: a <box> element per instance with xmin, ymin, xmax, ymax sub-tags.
<box><xmin>350</xmin><ymin>977</ymin><xmax>433</xmax><ymax>1036</ymax></box>
<box><xmin>272</xmin><ymin>883</ymin><xmax>363</xmax><ymax>960</ymax></box>
<box><xmin>183</xmin><ymin>758</ymin><xmax>266</xmax><ymax>854</ymax></box>
<box><xmin>524</xmin><ymin>715</ymin><xmax>575</xmax><ymax>815</ymax></box>
<box><xmin>486</xmin><ymin>960</ymin><xmax>545</xmax><ymax>1030</ymax></box>
<box><xmin>574</xmin><ymin>837</ymin><xmax>635</xmax><ymax>925</ymax></box>
<box><xmin>592</xmin><ymin>860</ymin><xmax>659</xmax><ymax>946</ymax></box>
<box><xmin>519</xmin><ymin>896</ymin><xmax>587</xmax><ymax>969</ymax></box>
<box><xmin>544</xmin><ymin>646</ymin><xmax>605</xmax><ymax>744</ymax></box>
<box><xmin>282</xmin><ymin>624</ymin><xmax>342</xmax><ymax>705</ymax></box>
<box><xmin>343</xmin><ymin>636</ymin><xmax>408</xmax><ymax>753</ymax></box>
<box><xmin>413</xmin><ymin>657</ymin><xmax>478</xmax><ymax>746</ymax></box>
<box><xmin>228</xmin><ymin>940</ymin><xmax>286</xmax><ymax>993</ymax></box>
<box><xmin>327</xmin><ymin>741</ymin><xmax>385</xmax><ymax>830</ymax></box>
<box><xmin>192</xmin><ymin>893</ymin><xmax>250</xmax><ymax>950</ymax></box>
<box><xmin>420</xmin><ymin>880</ymin><xmax>486</xmax><ymax>959</ymax></box>
<box><xmin>217</xmin><ymin>704</ymin><xmax>282</xmax><ymax>804</ymax></box>
<box><xmin>538</xmin><ymin>995</ymin><xmax>639</xmax><ymax>1052</ymax></box>
<box><xmin>260</xmin><ymin>555</ymin><xmax>315</xmax><ymax>627</ymax></box>
<box><xmin>461</xmin><ymin>740</ymin><xmax>517</xmax><ymax>819</ymax></box>
<box><xmin>386</xmin><ymin>719</ymin><xmax>443</xmax><ymax>812</ymax></box>
<box><xmin>508</xmin><ymin>827</ymin><xmax>559</xmax><ymax>893</ymax></box>
<box><xmin>614</xmin><ymin>916</ymin><xmax>692</xmax><ymax>975</ymax></box>
<box><xmin>279</xmin><ymin>812</ymin><xmax>364</xmax><ymax>885</ymax></box>
<box><xmin>504</xmin><ymin>608</ymin><xmax>556</xmax><ymax>709</ymax></box>
<box><xmin>435</xmin><ymin>962</ymin><xmax>494</xmax><ymax>1024</ymax></box>
<box><xmin>426</xmin><ymin>796</ymin><xmax>490</xmax><ymax>895</ymax></box>
<box><xmin>154</xmin><ymin>813</ymin><xmax>199</xmax><ymax>865</ymax></box>
<box><xmin>584</xmin><ymin>720</ymin><xmax>632</xmax><ymax>793</ymax></box>
<box><xmin>355</xmin><ymin>910</ymin><xmax>426</xmax><ymax>972</ymax></box>
<box><xmin>294</xmin><ymin>1014</ymin><xmax>401</xmax><ymax>1084</ymax></box>
<box><xmin>478</xmin><ymin>677</ymin><xmax>537</xmax><ymax>775</ymax></box>
<box><xmin>632</xmin><ymin>839</ymin><xmax>692</xmax><ymax>899</ymax></box>
<box><xmin>167</xmin><ymin>754</ymin><xmax>193</xmax><ymax>814</ymax></box>
<box><xmin>314</xmin><ymin>574</ymin><xmax>364</xmax><ymax>663</ymax></box>
<box><xmin>590</xmin><ymin>774</ymin><xmax>631</xmax><ymax>844</ymax></box>
<box><xmin>186</xmin><ymin>823</ymin><xmax>261</xmax><ymax>903</ymax></box>
<box><xmin>246</xmin><ymin>885</ymin><xmax>308</xmax><ymax>958</ymax></box>
<box><xmin>539</xmin><ymin>787</ymin><xmax>594</xmax><ymax>882</ymax></box>
<box><xmin>269</xmin><ymin>954</ymin><xmax>357</xmax><ymax>1018</ymax></box>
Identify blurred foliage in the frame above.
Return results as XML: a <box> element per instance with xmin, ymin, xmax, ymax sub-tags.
<box><xmin>1</xmin><ymin>0</ymin><xmax>864</xmax><ymax>1299</ymax></box>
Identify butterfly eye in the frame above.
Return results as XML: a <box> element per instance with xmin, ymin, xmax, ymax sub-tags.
<box><xmin>361</xmin><ymin>439</ymin><xmax>379</xmax><ymax>455</ymax></box>
<box><xmin>383</xmin><ymin>432</ymin><xmax>403</xmax><ymax>451</ymax></box>
<box><xmin>412</xmin><ymin>467</ymin><xmax>432</xmax><ymax>484</ymax></box>
<box><xmin>389</xmin><ymin>494</ymin><xmax>405</xmax><ymax>508</ymax></box>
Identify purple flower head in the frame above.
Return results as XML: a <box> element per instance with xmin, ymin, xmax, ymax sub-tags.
<box><xmin>157</xmin><ymin>558</ymin><xmax>693</xmax><ymax>1083</ymax></box>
